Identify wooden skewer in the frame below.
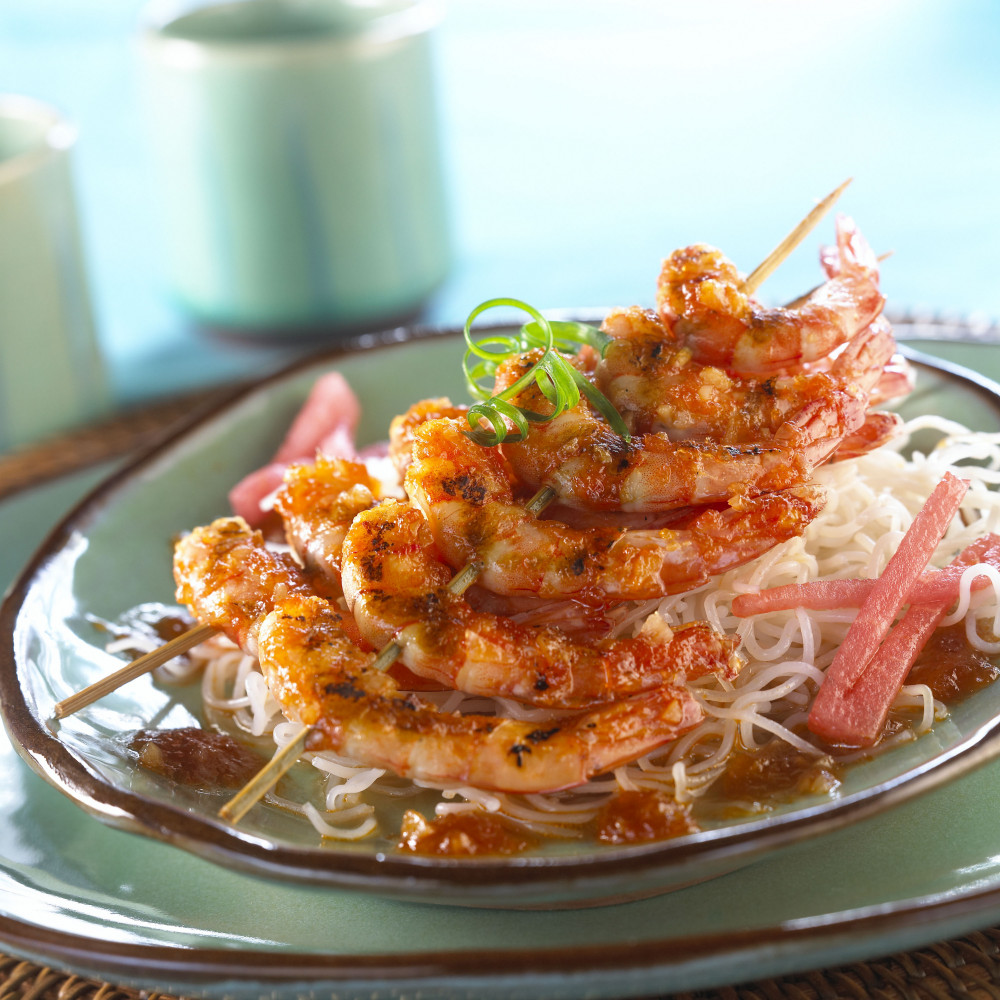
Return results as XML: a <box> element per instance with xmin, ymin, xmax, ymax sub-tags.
<box><xmin>218</xmin><ymin>725</ymin><xmax>311</xmax><ymax>824</ymax></box>
<box><xmin>54</xmin><ymin>557</ymin><xmax>484</xmax><ymax>720</ymax></box>
<box><xmin>740</xmin><ymin>178</ymin><xmax>852</xmax><ymax>297</ymax></box>
<box><xmin>53</xmin><ymin>622</ymin><xmax>217</xmax><ymax>720</ymax></box>
<box><xmin>219</xmin><ymin>484</ymin><xmax>559</xmax><ymax>823</ymax></box>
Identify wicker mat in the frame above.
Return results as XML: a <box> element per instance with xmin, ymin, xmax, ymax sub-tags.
<box><xmin>4</xmin><ymin>930</ymin><xmax>1000</xmax><ymax>1000</ymax></box>
<box><xmin>4</xmin><ymin>378</ymin><xmax>1000</xmax><ymax>1000</ymax></box>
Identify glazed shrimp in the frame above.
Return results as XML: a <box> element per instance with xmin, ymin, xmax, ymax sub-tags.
<box><xmin>274</xmin><ymin>455</ymin><xmax>381</xmax><ymax>586</ymax></box>
<box><xmin>260</xmin><ymin>595</ymin><xmax>704</xmax><ymax>794</ymax></box>
<box><xmin>173</xmin><ymin>516</ymin><xmax>365</xmax><ymax>653</ymax></box>
<box><xmin>338</xmin><ymin>499</ymin><xmax>738</xmax><ymax>708</ymax></box>
<box><xmin>405</xmin><ymin>416</ymin><xmax>825</xmax><ymax>603</ymax></box>
<box><xmin>388</xmin><ymin>397</ymin><xmax>470</xmax><ymax>477</ymax></box>
<box><xmin>596</xmin><ymin>306</ymin><xmax>894</xmax><ymax>439</ymax></box>
<box><xmin>656</xmin><ymin>215</ymin><xmax>885</xmax><ymax>376</ymax></box>
<box><xmin>496</xmin><ymin>310</ymin><xmax>895</xmax><ymax>511</ymax></box>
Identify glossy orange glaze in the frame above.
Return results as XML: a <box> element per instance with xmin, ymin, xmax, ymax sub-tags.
<box><xmin>406</xmin><ymin>416</ymin><xmax>825</xmax><ymax>603</ymax></box>
<box><xmin>594</xmin><ymin>790</ymin><xmax>699</xmax><ymax>845</ymax></box>
<box><xmin>907</xmin><ymin>623</ymin><xmax>1000</xmax><ymax>703</ymax></box>
<box><xmin>265</xmin><ymin>595</ymin><xmax>705</xmax><ymax>795</ymax></box>
<box><xmin>396</xmin><ymin>809</ymin><xmax>538</xmax><ymax>857</ymax></box>
<box><xmin>718</xmin><ymin>740</ymin><xmax>840</xmax><ymax>809</ymax></box>
<box><xmin>655</xmin><ymin>245</ymin><xmax>749</xmax><ymax>370</ymax></box>
<box><xmin>173</xmin><ymin>517</ymin><xmax>364</xmax><ymax>651</ymax></box>
<box><xmin>656</xmin><ymin>237</ymin><xmax>884</xmax><ymax>375</ymax></box>
<box><xmin>341</xmin><ymin>500</ymin><xmax>738</xmax><ymax>707</ymax></box>
<box><xmin>388</xmin><ymin>396</ymin><xmax>470</xmax><ymax>475</ymax></box>
<box><xmin>274</xmin><ymin>455</ymin><xmax>379</xmax><ymax>584</ymax></box>
<box><xmin>597</xmin><ymin>305</ymin><xmax>871</xmax><ymax>446</ymax></box>
<box><xmin>131</xmin><ymin>727</ymin><xmax>264</xmax><ymax>791</ymax></box>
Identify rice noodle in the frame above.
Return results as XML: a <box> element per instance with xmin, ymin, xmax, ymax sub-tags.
<box><xmin>130</xmin><ymin>417</ymin><xmax>1000</xmax><ymax>842</ymax></box>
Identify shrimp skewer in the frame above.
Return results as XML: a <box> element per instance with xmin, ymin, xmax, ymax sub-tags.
<box><xmin>595</xmin><ymin>308</ymin><xmax>894</xmax><ymax>441</ymax></box>
<box><xmin>338</xmin><ymin>498</ymin><xmax>738</xmax><ymax>708</ymax></box>
<box><xmin>405</xmin><ymin>416</ymin><xmax>825</xmax><ymax>603</ymax></box>
<box><xmin>494</xmin><ymin>307</ymin><xmax>895</xmax><ymax>512</ymax></box>
<box><xmin>177</xmin><ymin>510</ymin><xmax>737</xmax><ymax>712</ymax></box>
<box><xmin>173</xmin><ymin>521</ymin><xmax>706</xmax><ymax>795</ymax></box>
<box><xmin>657</xmin><ymin>215</ymin><xmax>885</xmax><ymax>376</ymax></box>
<box><xmin>173</xmin><ymin>516</ymin><xmax>366</xmax><ymax>653</ymax></box>
<box><xmin>260</xmin><ymin>595</ymin><xmax>703</xmax><ymax>795</ymax></box>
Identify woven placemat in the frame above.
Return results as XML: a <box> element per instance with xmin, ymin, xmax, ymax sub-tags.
<box><xmin>3</xmin><ymin>334</ymin><xmax>1000</xmax><ymax>1000</ymax></box>
<box><xmin>4</xmin><ymin>929</ymin><xmax>1000</xmax><ymax>1000</ymax></box>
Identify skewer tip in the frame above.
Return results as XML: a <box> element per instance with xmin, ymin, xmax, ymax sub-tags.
<box><xmin>218</xmin><ymin>727</ymin><xmax>311</xmax><ymax>824</ymax></box>
<box><xmin>53</xmin><ymin>621</ymin><xmax>217</xmax><ymax>719</ymax></box>
<box><xmin>741</xmin><ymin>179</ymin><xmax>853</xmax><ymax>297</ymax></box>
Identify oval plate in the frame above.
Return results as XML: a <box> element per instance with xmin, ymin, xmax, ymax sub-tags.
<box><xmin>2</xmin><ymin>322</ymin><xmax>1000</xmax><ymax>909</ymax></box>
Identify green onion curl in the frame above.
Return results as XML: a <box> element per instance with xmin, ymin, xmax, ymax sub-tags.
<box><xmin>461</xmin><ymin>297</ymin><xmax>631</xmax><ymax>447</ymax></box>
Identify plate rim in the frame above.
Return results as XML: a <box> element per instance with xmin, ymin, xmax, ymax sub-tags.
<box><xmin>4</xmin><ymin>322</ymin><xmax>1000</xmax><ymax>902</ymax></box>
<box><xmin>1</xmin><ymin>878</ymin><xmax>1000</xmax><ymax>990</ymax></box>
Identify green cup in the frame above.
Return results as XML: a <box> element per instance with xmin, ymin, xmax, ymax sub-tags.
<box><xmin>0</xmin><ymin>97</ymin><xmax>108</xmax><ymax>453</ymax></box>
<box><xmin>141</xmin><ymin>0</ymin><xmax>451</xmax><ymax>336</ymax></box>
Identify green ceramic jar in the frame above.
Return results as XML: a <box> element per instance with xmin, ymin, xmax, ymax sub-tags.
<box><xmin>0</xmin><ymin>96</ymin><xmax>108</xmax><ymax>452</ymax></box>
<box><xmin>141</xmin><ymin>0</ymin><xmax>451</xmax><ymax>336</ymax></box>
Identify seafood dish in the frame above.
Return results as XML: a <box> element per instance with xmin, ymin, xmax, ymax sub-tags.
<box><xmin>112</xmin><ymin>215</ymin><xmax>1000</xmax><ymax>857</ymax></box>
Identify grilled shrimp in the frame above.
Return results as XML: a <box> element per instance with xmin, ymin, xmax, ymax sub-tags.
<box><xmin>656</xmin><ymin>215</ymin><xmax>885</xmax><ymax>375</ymax></box>
<box><xmin>175</xmin><ymin>522</ymin><xmax>706</xmax><ymax>793</ymax></box>
<box><xmin>389</xmin><ymin>397</ymin><xmax>470</xmax><ymax>477</ymax></box>
<box><xmin>495</xmin><ymin>306</ymin><xmax>896</xmax><ymax>512</ymax></box>
<box><xmin>596</xmin><ymin>307</ymin><xmax>894</xmax><ymax>439</ymax></box>
<box><xmin>173</xmin><ymin>516</ymin><xmax>365</xmax><ymax>653</ymax></box>
<box><xmin>260</xmin><ymin>595</ymin><xmax>704</xmax><ymax>794</ymax></box>
<box><xmin>339</xmin><ymin>498</ymin><xmax>738</xmax><ymax>707</ymax></box>
<box><xmin>405</xmin><ymin>416</ymin><xmax>825</xmax><ymax>604</ymax></box>
<box><xmin>274</xmin><ymin>455</ymin><xmax>381</xmax><ymax>586</ymax></box>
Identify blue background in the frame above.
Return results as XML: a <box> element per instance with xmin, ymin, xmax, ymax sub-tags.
<box><xmin>2</xmin><ymin>0</ymin><xmax>998</xmax><ymax>406</ymax></box>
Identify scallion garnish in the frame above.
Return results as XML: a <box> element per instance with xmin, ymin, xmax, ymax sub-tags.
<box><xmin>461</xmin><ymin>297</ymin><xmax>631</xmax><ymax>447</ymax></box>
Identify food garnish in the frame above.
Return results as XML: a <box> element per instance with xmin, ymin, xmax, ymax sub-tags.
<box><xmin>731</xmin><ymin>532</ymin><xmax>1000</xmax><ymax>616</ymax></box>
<box><xmin>461</xmin><ymin>297</ymin><xmax>630</xmax><ymax>446</ymax></box>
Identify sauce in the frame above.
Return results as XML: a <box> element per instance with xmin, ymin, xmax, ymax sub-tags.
<box><xmin>718</xmin><ymin>739</ymin><xmax>840</xmax><ymax>811</ymax></box>
<box><xmin>106</xmin><ymin>602</ymin><xmax>195</xmax><ymax>660</ymax></box>
<box><xmin>906</xmin><ymin>623</ymin><xmax>1000</xmax><ymax>702</ymax></box>
<box><xmin>130</xmin><ymin>727</ymin><xmax>264</xmax><ymax>791</ymax></box>
<box><xmin>593</xmin><ymin>789</ymin><xmax>698</xmax><ymax>845</ymax></box>
<box><xmin>397</xmin><ymin>809</ymin><xmax>538</xmax><ymax>857</ymax></box>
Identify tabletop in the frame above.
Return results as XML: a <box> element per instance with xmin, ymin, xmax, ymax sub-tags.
<box><xmin>2</xmin><ymin>3</ymin><xmax>1000</xmax><ymax>1000</ymax></box>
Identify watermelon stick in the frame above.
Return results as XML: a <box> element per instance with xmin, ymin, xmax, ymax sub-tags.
<box><xmin>808</xmin><ymin>472</ymin><xmax>969</xmax><ymax>745</ymax></box>
<box><xmin>732</xmin><ymin>533</ymin><xmax>1000</xmax><ymax>617</ymax></box>
<box><xmin>807</xmin><ymin>525</ymin><xmax>996</xmax><ymax>745</ymax></box>
<box><xmin>815</xmin><ymin>601</ymin><xmax>945</xmax><ymax>747</ymax></box>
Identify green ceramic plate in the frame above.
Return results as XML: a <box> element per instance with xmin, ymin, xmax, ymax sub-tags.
<box><xmin>2</xmin><ymin>328</ymin><xmax>1000</xmax><ymax>997</ymax></box>
<box><xmin>2</xmin><ymin>325</ymin><xmax>1000</xmax><ymax>918</ymax></box>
